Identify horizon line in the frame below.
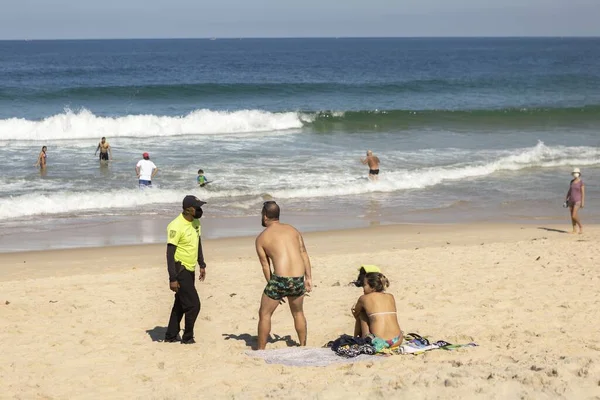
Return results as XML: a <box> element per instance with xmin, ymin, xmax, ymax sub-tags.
<box><xmin>1</xmin><ymin>35</ymin><xmax>600</xmax><ymax>42</ymax></box>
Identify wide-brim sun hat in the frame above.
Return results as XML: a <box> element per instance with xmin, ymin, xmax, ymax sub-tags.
<box><xmin>572</xmin><ymin>167</ymin><xmax>581</xmax><ymax>174</ymax></box>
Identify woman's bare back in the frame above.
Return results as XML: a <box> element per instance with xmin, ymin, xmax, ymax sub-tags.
<box><xmin>362</xmin><ymin>292</ymin><xmax>401</xmax><ymax>340</ymax></box>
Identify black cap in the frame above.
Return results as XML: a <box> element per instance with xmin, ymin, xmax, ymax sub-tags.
<box><xmin>182</xmin><ymin>195</ymin><xmax>207</xmax><ymax>209</ymax></box>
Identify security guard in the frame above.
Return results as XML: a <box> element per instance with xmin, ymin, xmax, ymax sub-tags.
<box><xmin>164</xmin><ymin>195</ymin><xmax>207</xmax><ymax>344</ymax></box>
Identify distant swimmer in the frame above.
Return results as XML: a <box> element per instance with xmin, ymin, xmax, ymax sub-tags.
<box><xmin>34</xmin><ymin>146</ymin><xmax>47</xmax><ymax>169</ymax></box>
<box><xmin>360</xmin><ymin>150</ymin><xmax>380</xmax><ymax>181</ymax></box>
<box><xmin>197</xmin><ymin>169</ymin><xmax>209</xmax><ymax>187</ymax></box>
<box><xmin>95</xmin><ymin>137</ymin><xmax>112</xmax><ymax>163</ymax></box>
<box><xmin>136</xmin><ymin>152</ymin><xmax>158</xmax><ymax>188</ymax></box>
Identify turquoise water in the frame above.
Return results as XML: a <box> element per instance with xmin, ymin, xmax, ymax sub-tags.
<box><xmin>1</xmin><ymin>38</ymin><xmax>599</xmax><ymax>250</ymax></box>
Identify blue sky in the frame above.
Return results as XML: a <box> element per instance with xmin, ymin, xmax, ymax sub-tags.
<box><xmin>0</xmin><ymin>0</ymin><xmax>598</xmax><ymax>39</ymax></box>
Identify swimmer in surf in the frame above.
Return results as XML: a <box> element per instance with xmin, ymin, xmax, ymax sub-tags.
<box><xmin>95</xmin><ymin>137</ymin><xmax>112</xmax><ymax>163</ymax></box>
<box><xmin>35</xmin><ymin>146</ymin><xmax>47</xmax><ymax>169</ymax></box>
<box><xmin>360</xmin><ymin>150</ymin><xmax>380</xmax><ymax>181</ymax></box>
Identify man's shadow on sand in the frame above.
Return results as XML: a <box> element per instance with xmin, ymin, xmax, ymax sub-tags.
<box><xmin>537</xmin><ymin>227</ymin><xmax>569</xmax><ymax>234</ymax></box>
<box><xmin>146</xmin><ymin>326</ymin><xmax>169</xmax><ymax>342</ymax></box>
<box><xmin>222</xmin><ymin>333</ymin><xmax>299</xmax><ymax>350</ymax></box>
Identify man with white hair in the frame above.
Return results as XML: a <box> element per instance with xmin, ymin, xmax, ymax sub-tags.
<box><xmin>360</xmin><ymin>150</ymin><xmax>380</xmax><ymax>181</ymax></box>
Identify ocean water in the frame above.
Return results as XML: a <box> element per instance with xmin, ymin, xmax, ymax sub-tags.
<box><xmin>1</xmin><ymin>38</ymin><xmax>599</xmax><ymax>250</ymax></box>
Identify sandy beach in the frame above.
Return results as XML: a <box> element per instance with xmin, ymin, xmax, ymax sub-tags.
<box><xmin>1</xmin><ymin>223</ymin><xmax>600</xmax><ymax>399</ymax></box>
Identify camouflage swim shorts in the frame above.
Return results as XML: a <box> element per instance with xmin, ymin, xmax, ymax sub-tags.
<box><xmin>264</xmin><ymin>274</ymin><xmax>305</xmax><ymax>300</ymax></box>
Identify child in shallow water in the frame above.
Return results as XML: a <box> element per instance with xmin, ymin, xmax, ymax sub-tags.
<box><xmin>197</xmin><ymin>169</ymin><xmax>209</xmax><ymax>187</ymax></box>
<box><xmin>351</xmin><ymin>272</ymin><xmax>403</xmax><ymax>350</ymax></box>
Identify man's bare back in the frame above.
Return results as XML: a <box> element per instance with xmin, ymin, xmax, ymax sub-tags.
<box><xmin>365</xmin><ymin>155</ymin><xmax>380</xmax><ymax>170</ymax></box>
<box><xmin>256</xmin><ymin>222</ymin><xmax>308</xmax><ymax>278</ymax></box>
<box><xmin>361</xmin><ymin>150</ymin><xmax>380</xmax><ymax>180</ymax></box>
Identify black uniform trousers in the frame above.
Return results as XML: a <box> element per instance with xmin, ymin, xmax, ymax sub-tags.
<box><xmin>165</xmin><ymin>269</ymin><xmax>201</xmax><ymax>341</ymax></box>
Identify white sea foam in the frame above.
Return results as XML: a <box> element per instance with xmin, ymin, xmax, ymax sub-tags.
<box><xmin>0</xmin><ymin>187</ymin><xmax>244</xmax><ymax>220</ymax></box>
<box><xmin>266</xmin><ymin>142</ymin><xmax>600</xmax><ymax>200</ymax></box>
<box><xmin>0</xmin><ymin>108</ymin><xmax>307</xmax><ymax>141</ymax></box>
<box><xmin>0</xmin><ymin>189</ymin><xmax>176</xmax><ymax>220</ymax></box>
<box><xmin>0</xmin><ymin>178</ymin><xmax>56</xmax><ymax>192</ymax></box>
<box><xmin>1</xmin><ymin>142</ymin><xmax>597</xmax><ymax>220</ymax></box>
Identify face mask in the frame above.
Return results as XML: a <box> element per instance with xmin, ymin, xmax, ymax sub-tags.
<box><xmin>194</xmin><ymin>207</ymin><xmax>203</xmax><ymax>219</ymax></box>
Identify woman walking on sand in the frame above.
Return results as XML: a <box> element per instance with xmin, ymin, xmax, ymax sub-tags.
<box><xmin>565</xmin><ymin>167</ymin><xmax>585</xmax><ymax>234</ymax></box>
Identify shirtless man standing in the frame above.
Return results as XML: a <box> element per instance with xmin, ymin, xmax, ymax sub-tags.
<box><xmin>255</xmin><ymin>201</ymin><xmax>313</xmax><ymax>350</ymax></box>
<box><xmin>95</xmin><ymin>137</ymin><xmax>112</xmax><ymax>164</ymax></box>
<box><xmin>361</xmin><ymin>150</ymin><xmax>380</xmax><ymax>181</ymax></box>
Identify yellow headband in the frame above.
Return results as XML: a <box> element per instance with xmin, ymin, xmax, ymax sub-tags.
<box><xmin>358</xmin><ymin>264</ymin><xmax>381</xmax><ymax>273</ymax></box>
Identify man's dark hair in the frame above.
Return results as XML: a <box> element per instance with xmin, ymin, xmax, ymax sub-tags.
<box><xmin>262</xmin><ymin>201</ymin><xmax>280</xmax><ymax>220</ymax></box>
<box><xmin>101</xmin><ymin>137</ymin><xmax>106</xmax><ymax>140</ymax></box>
<box><xmin>198</xmin><ymin>169</ymin><xmax>204</xmax><ymax>174</ymax></box>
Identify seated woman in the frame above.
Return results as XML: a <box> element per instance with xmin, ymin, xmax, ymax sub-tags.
<box><xmin>352</xmin><ymin>272</ymin><xmax>403</xmax><ymax>351</ymax></box>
